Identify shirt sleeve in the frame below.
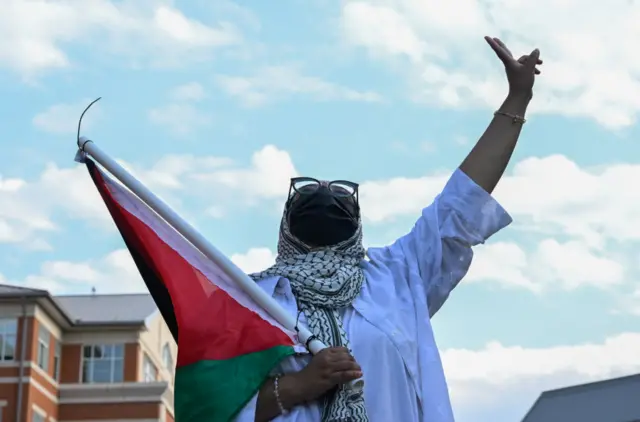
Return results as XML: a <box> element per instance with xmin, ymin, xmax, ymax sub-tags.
<box><xmin>232</xmin><ymin>394</ymin><xmax>258</xmax><ymax>422</ymax></box>
<box><xmin>367</xmin><ymin>168</ymin><xmax>512</xmax><ymax>316</ymax></box>
<box><xmin>231</xmin><ymin>392</ymin><xmax>319</xmax><ymax>421</ymax></box>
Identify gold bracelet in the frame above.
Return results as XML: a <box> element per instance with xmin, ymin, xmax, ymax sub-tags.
<box><xmin>494</xmin><ymin>110</ymin><xmax>526</xmax><ymax>124</ymax></box>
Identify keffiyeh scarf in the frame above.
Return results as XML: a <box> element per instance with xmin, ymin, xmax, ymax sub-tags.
<box><xmin>250</xmin><ymin>210</ymin><xmax>369</xmax><ymax>422</ymax></box>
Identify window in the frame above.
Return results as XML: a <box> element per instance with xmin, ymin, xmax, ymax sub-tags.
<box><xmin>31</xmin><ymin>410</ymin><xmax>45</xmax><ymax>422</ymax></box>
<box><xmin>142</xmin><ymin>354</ymin><xmax>157</xmax><ymax>382</ymax></box>
<box><xmin>162</xmin><ymin>344</ymin><xmax>173</xmax><ymax>371</ymax></box>
<box><xmin>81</xmin><ymin>344</ymin><xmax>124</xmax><ymax>383</ymax></box>
<box><xmin>0</xmin><ymin>319</ymin><xmax>16</xmax><ymax>361</ymax></box>
<box><xmin>37</xmin><ymin>326</ymin><xmax>50</xmax><ymax>371</ymax></box>
<box><xmin>53</xmin><ymin>341</ymin><xmax>61</xmax><ymax>381</ymax></box>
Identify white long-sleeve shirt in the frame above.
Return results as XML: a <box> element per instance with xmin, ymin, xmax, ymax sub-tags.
<box><xmin>235</xmin><ymin>169</ymin><xmax>512</xmax><ymax>422</ymax></box>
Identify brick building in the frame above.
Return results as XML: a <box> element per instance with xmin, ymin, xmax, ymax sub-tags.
<box><xmin>0</xmin><ymin>284</ymin><xmax>176</xmax><ymax>422</ymax></box>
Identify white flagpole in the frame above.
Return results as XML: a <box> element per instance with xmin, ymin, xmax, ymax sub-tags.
<box><xmin>77</xmin><ymin>137</ymin><xmax>364</xmax><ymax>393</ymax></box>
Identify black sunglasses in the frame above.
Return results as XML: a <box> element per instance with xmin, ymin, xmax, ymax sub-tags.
<box><xmin>288</xmin><ymin>177</ymin><xmax>359</xmax><ymax>201</ymax></box>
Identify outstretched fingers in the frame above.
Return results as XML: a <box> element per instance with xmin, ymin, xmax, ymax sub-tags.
<box><xmin>484</xmin><ymin>36</ymin><xmax>513</xmax><ymax>64</ymax></box>
<box><xmin>493</xmin><ymin>38</ymin><xmax>513</xmax><ymax>57</ymax></box>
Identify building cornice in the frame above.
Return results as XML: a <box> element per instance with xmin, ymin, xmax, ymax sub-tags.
<box><xmin>58</xmin><ymin>381</ymin><xmax>172</xmax><ymax>408</ymax></box>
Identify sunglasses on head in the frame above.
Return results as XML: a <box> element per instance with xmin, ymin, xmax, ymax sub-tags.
<box><xmin>288</xmin><ymin>177</ymin><xmax>359</xmax><ymax>202</ymax></box>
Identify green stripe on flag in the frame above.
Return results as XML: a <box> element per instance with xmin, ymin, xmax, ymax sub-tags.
<box><xmin>175</xmin><ymin>345</ymin><xmax>296</xmax><ymax>422</ymax></box>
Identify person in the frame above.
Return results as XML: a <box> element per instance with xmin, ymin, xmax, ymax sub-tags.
<box><xmin>234</xmin><ymin>36</ymin><xmax>543</xmax><ymax>422</ymax></box>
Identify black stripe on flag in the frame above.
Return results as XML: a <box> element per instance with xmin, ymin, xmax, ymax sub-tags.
<box><xmin>86</xmin><ymin>158</ymin><xmax>179</xmax><ymax>341</ymax></box>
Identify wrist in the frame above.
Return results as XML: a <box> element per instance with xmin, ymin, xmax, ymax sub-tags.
<box><xmin>278</xmin><ymin>372</ymin><xmax>309</xmax><ymax>407</ymax></box>
<box><xmin>501</xmin><ymin>91</ymin><xmax>531</xmax><ymax>115</ymax></box>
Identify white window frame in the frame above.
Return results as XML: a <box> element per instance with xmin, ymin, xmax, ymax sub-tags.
<box><xmin>162</xmin><ymin>343</ymin><xmax>173</xmax><ymax>371</ymax></box>
<box><xmin>81</xmin><ymin>344</ymin><xmax>124</xmax><ymax>384</ymax></box>
<box><xmin>53</xmin><ymin>341</ymin><xmax>61</xmax><ymax>381</ymax></box>
<box><xmin>0</xmin><ymin>319</ymin><xmax>17</xmax><ymax>362</ymax></box>
<box><xmin>31</xmin><ymin>405</ymin><xmax>46</xmax><ymax>422</ymax></box>
<box><xmin>37</xmin><ymin>326</ymin><xmax>50</xmax><ymax>371</ymax></box>
<box><xmin>142</xmin><ymin>354</ymin><xmax>157</xmax><ymax>382</ymax></box>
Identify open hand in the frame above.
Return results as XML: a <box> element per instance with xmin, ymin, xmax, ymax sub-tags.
<box><xmin>485</xmin><ymin>36</ymin><xmax>542</xmax><ymax>98</ymax></box>
<box><xmin>291</xmin><ymin>347</ymin><xmax>362</xmax><ymax>402</ymax></box>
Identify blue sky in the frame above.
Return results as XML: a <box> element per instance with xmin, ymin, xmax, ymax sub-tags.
<box><xmin>2</xmin><ymin>0</ymin><xmax>640</xmax><ymax>420</ymax></box>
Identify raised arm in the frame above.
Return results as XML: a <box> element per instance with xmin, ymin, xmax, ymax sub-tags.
<box><xmin>459</xmin><ymin>36</ymin><xmax>542</xmax><ymax>193</ymax></box>
<box><xmin>367</xmin><ymin>37</ymin><xmax>542</xmax><ymax>315</ymax></box>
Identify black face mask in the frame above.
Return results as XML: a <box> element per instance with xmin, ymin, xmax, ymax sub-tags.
<box><xmin>287</xmin><ymin>187</ymin><xmax>359</xmax><ymax>247</ymax></box>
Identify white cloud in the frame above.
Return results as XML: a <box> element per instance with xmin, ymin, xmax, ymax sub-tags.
<box><xmin>215</xmin><ymin>65</ymin><xmax>383</xmax><ymax>107</ymax></box>
<box><xmin>497</xmin><ymin>155</ymin><xmax>640</xmax><ymax>247</ymax></box>
<box><xmin>0</xmin><ymin>0</ymin><xmax>243</xmax><ymax>75</ymax></box>
<box><xmin>340</xmin><ymin>0</ymin><xmax>640</xmax><ymax>128</ymax></box>
<box><xmin>0</xmin><ymin>157</ymin><xmax>200</xmax><ymax>245</ymax></box>
<box><xmin>33</xmin><ymin>98</ymin><xmax>102</xmax><ymax>134</ymax></box>
<box><xmin>148</xmin><ymin>103</ymin><xmax>212</xmax><ymax>136</ymax></box>
<box><xmin>5</xmin><ymin>147</ymin><xmax>637</xmax><ymax>296</ymax></box>
<box><xmin>170</xmin><ymin>82</ymin><xmax>206</xmax><ymax>102</ymax></box>
<box><xmin>620</xmin><ymin>288</ymin><xmax>640</xmax><ymax>316</ymax></box>
<box><xmin>0</xmin><ymin>143</ymin><xmax>294</xmax><ymax>247</ymax></box>
<box><xmin>116</xmin><ymin>144</ymin><xmax>296</xmax><ymax>220</ymax></box>
<box><xmin>464</xmin><ymin>241</ymin><xmax>536</xmax><ymax>292</ymax></box>
<box><xmin>231</xmin><ymin>247</ymin><xmax>277</xmax><ymax>273</ymax></box>
<box><xmin>359</xmin><ymin>153</ymin><xmax>640</xmax><ymax>293</ymax></box>
<box><xmin>16</xmin><ymin>249</ymin><xmax>144</xmax><ymax>294</ymax></box>
<box><xmin>149</xmin><ymin>83</ymin><xmax>212</xmax><ymax>136</ymax></box>
<box><xmin>125</xmin><ymin>154</ymin><xmax>233</xmax><ymax>191</ymax></box>
<box><xmin>466</xmin><ymin>239</ymin><xmax>625</xmax><ymax>293</ymax></box>
<box><xmin>5</xmin><ymin>145</ymin><xmax>636</xmax><ymax>296</ymax></box>
<box><xmin>191</xmin><ymin>144</ymin><xmax>298</xmax><ymax>201</ymax></box>
<box><xmin>0</xmin><ymin>177</ymin><xmax>24</xmax><ymax>192</ymax></box>
<box><xmin>16</xmin><ymin>246</ymin><xmax>277</xmax><ymax>294</ymax></box>
<box><xmin>359</xmin><ymin>172</ymin><xmax>448</xmax><ymax>223</ymax></box>
<box><xmin>36</xmin><ymin>163</ymin><xmax>113</xmax><ymax>224</ymax></box>
<box><xmin>0</xmin><ymin>169</ymin><xmax>59</xmax><ymax>246</ymax></box>
<box><xmin>442</xmin><ymin>333</ymin><xmax>640</xmax><ymax>422</ymax></box>
<box><xmin>360</xmin><ymin>154</ymin><xmax>640</xmax><ymax>248</ymax></box>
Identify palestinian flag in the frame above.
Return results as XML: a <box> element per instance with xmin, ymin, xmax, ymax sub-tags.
<box><xmin>85</xmin><ymin>158</ymin><xmax>304</xmax><ymax>421</ymax></box>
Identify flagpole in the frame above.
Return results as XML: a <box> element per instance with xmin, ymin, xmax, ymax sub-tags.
<box><xmin>76</xmin><ymin>137</ymin><xmax>364</xmax><ymax>393</ymax></box>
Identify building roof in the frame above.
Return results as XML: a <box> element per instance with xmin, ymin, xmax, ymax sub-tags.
<box><xmin>522</xmin><ymin>373</ymin><xmax>640</xmax><ymax>422</ymax></box>
<box><xmin>55</xmin><ymin>293</ymin><xmax>157</xmax><ymax>324</ymax></box>
<box><xmin>0</xmin><ymin>284</ymin><xmax>48</xmax><ymax>296</ymax></box>
<box><xmin>0</xmin><ymin>284</ymin><xmax>157</xmax><ymax>328</ymax></box>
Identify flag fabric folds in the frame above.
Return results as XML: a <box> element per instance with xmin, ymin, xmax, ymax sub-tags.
<box><xmin>85</xmin><ymin>158</ymin><xmax>302</xmax><ymax>421</ymax></box>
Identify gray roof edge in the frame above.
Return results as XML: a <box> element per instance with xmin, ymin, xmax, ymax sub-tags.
<box><xmin>0</xmin><ymin>289</ymin><xmax>76</xmax><ymax>326</ymax></box>
<box><xmin>0</xmin><ymin>284</ymin><xmax>49</xmax><ymax>296</ymax></box>
<box><xmin>520</xmin><ymin>373</ymin><xmax>640</xmax><ymax>421</ymax></box>
<box><xmin>520</xmin><ymin>394</ymin><xmax>545</xmax><ymax>422</ymax></box>
<box><xmin>72</xmin><ymin>320</ymin><xmax>146</xmax><ymax>328</ymax></box>
<box><xmin>55</xmin><ymin>293</ymin><xmax>156</xmax><ymax>325</ymax></box>
<box><xmin>541</xmin><ymin>373</ymin><xmax>640</xmax><ymax>398</ymax></box>
<box><xmin>144</xmin><ymin>308</ymin><xmax>161</xmax><ymax>328</ymax></box>
<box><xmin>0</xmin><ymin>284</ymin><xmax>156</xmax><ymax>327</ymax></box>
<box><xmin>53</xmin><ymin>292</ymin><xmax>151</xmax><ymax>298</ymax></box>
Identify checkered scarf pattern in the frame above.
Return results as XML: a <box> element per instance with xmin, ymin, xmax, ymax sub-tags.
<box><xmin>249</xmin><ymin>208</ymin><xmax>369</xmax><ymax>422</ymax></box>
